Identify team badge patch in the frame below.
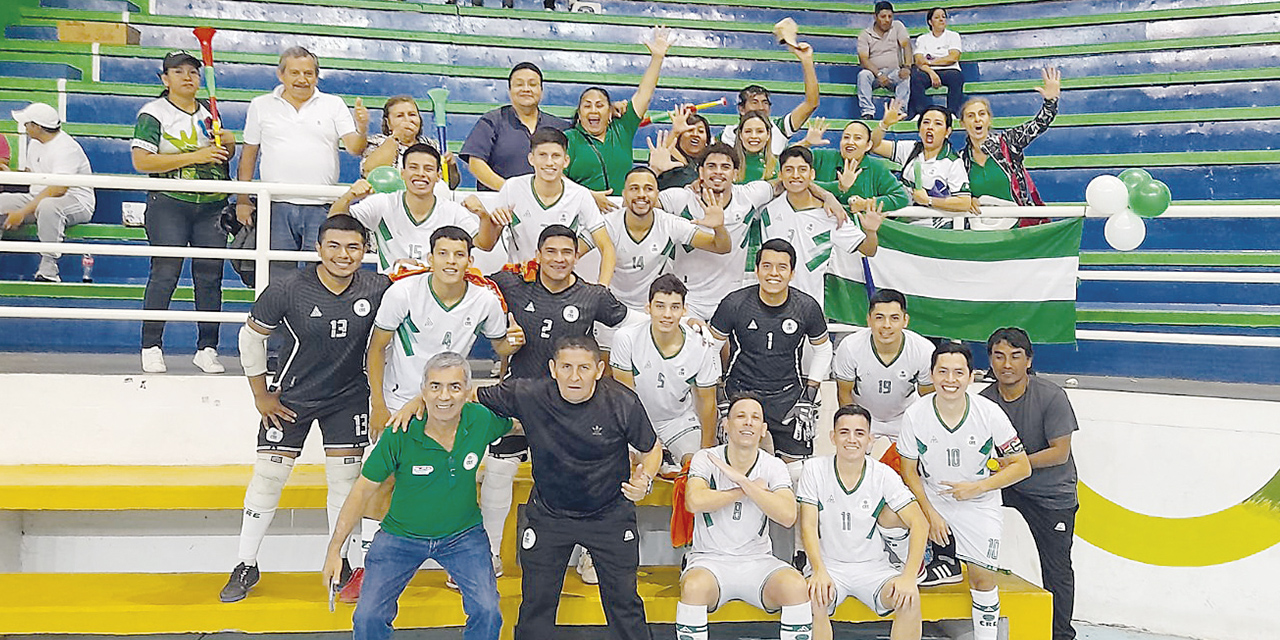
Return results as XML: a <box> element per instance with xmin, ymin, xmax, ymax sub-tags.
<box><xmin>463</xmin><ymin>452</ymin><xmax>480</xmax><ymax>470</ymax></box>
<box><xmin>782</xmin><ymin>318</ymin><xmax>798</xmax><ymax>334</ymax></box>
<box><xmin>353</xmin><ymin>299</ymin><xmax>372</xmax><ymax>317</ymax></box>
<box><xmin>522</xmin><ymin>528</ymin><xmax>537</xmax><ymax>549</ymax></box>
<box><xmin>563</xmin><ymin>305</ymin><xmax>580</xmax><ymax>322</ymax></box>
<box><xmin>265</xmin><ymin>426</ymin><xmax>283</xmax><ymax>443</ymax></box>
<box><xmin>897</xmin><ymin>369</ymin><xmax>909</xmax><ymax>380</ymax></box>
<box><xmin>412</xmin><ymin>465</ymin><xmax>434</xmax><ymax>476</ymax></box>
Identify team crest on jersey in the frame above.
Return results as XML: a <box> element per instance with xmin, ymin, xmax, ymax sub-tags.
<box><xmin>265</xmin><ymin>426</ymin><xmax>284</xmax><ymax>443</ymax></box>
<box><xmin>860</xmin><ymin>499</ymin><xmax>871</xmax><ymax>511</ymax></box>
<box><xmin>563</xmin><ymin>305</ymin><xmax>580</xmax><ymax>322</ymax></box>
<box><xmin>463</xmin><ymin>452</ymin><xmax>479</xmax><ymax>470</ymax></box>
<box><xmin>897</xmin><ymin>369</ymin><xmax>909</xmax><ymax>380</ymax></box>
<box><xmin>782</xmin><ymin>318</ymin><xmax>798</xmax><ymax>334</ymax></box>
<box><xmin>464</xmin><ymin>316</ymin><xmax>474</xmax><ymax>328</ymax></box>
<box><xmin>968</xmin><ymin>435</ymin><xmax>978</xmax><ymax>447</ymax></box>
<box><xmin>353</xmin><ymin>299</ymin><xmax>372</xmax><ymax>317</ymax></box>
<box><xmin>522</xmin><ymin>528</ymin><xmax>536</xmax><ymax>549</ymax></box>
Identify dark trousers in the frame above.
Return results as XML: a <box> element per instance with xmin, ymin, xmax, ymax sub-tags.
<box><xmin>909</xmin><ymin>67</ymin><xmax>965</xmax><ymax>118</ymax></box>
<box><xmin>1004</xmin><ymin>490</ymin><xmax>1077</xmax><ymax>640</ymax></box>
<box><xmin>514</xmin><ymin>498</ymin><xmax>652</xmax><ymax>640</ymax></box>
<box><xmin>142</xmin><ymin>193</ymin><xmax>226</xmax><ymax>350</ymax></box>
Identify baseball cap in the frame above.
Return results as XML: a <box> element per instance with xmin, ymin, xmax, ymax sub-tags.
<box><xmin>162</xmin><ymin>50</ymin><xmax>202</xmax><ymax>71</ymax></box>
<box><xmin>11</xmin><ymin>102</ymin><xmax>61</xmax><ymax>129</ymax></box>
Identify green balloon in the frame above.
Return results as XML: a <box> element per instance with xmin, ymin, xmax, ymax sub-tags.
<box><xmin>367</xmin><ymin>165</ymin><xmax>405</xmax><ymax>193</ymax></box>
<box><xmin>1119</xmin><ymin>168</ymin><xmax>1152</xmax><ymax>190</ymax></box>
<box><xmin>1129</xmin><ymin>179</ymin><xmax>1171</xmax><ymax>218</ymax></box>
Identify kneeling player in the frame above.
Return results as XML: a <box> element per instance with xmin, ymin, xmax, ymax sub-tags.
<box><xmin>898</xmin><ymin>342</ymin><xmax>1031</xmax><ymax>640</ymax></box>
<box><xmin>677</xmin><ymin>393</ymin><xmax>812</xmax><ymax>640</ymax></box>
<box><xmin>798</xmin><ymin>405</ymin><xmax>929</xmax><ymax>640</ymax></box>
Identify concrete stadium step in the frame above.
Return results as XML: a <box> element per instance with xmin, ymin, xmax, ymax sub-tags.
<box><xmin>0</xmin><ymin>567</ymin><xmax>1050</xmax><ymax>637</ymax></box>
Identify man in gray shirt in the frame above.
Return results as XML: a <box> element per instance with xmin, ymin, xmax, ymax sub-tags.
<box><xmin>979</xmin><ymin>327</ymin><xmax>1078</xmax><ymax>640</ymax></box>
<box><xmin>856</xmin><ymin>1</ymin><xmax>912</xmax><ymax>120</ymax></box>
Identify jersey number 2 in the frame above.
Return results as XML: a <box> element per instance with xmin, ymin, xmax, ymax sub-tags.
<box><xmin>540</xmin><ymin>318</ymin><xmax>553</xmax><ymax>339</ymax></box>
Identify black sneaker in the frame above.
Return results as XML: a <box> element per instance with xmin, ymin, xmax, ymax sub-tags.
<box><xmin>792</xmin><ymin>550</ymin><xmax>808</xmax><ymax>572</ymax></box>
<box><xmin>338</xmin><ymin>557</ymin><xmax>353</xmax><ymax>588</ymax></box>
<box><xmin>543</xmin><ymin>0</ymin><xmax>554</xmax><ymax>9</ymax></box>
<box><xmin>219</xmin><ymin>562</ymin><xmax>261</xmax><ymax>602</ymax></box>
<box><xmin>919</xmin><ymin>548</ymin><xmax>963</xmax><ymax>587</ymax></box>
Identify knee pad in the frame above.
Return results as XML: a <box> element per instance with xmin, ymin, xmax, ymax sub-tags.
<box><xmin>325</xmin><ymin>455</ymin><xmax>364</xmax><ymax>512</ymax></box>
<box><xmin>480</xmin><ymin>454</ymin><xmax>520</xmax><ymax>509</ymax></box>
<box><xmin>244</xmin><ymin>452</ymin><xmax>295</xmax><ymax>517</ymax></box>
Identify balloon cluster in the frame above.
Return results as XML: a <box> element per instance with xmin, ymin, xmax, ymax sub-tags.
<box><xmin>1085</xmin><ymin>169</ymin><xmax>1172</xmax><ymax>251</ymax></box>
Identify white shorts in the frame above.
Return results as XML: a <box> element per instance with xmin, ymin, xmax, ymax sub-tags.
<box><xmin>932</xmin><ymin>498</ymin><xmax>1003</xmax><ymax>571</ymax></box>
<box><xmin>594</xmin><ymin>312</ymin><xmax>646</xmax><ymax>351</ymax></box>
<box><xmin>871</xmin><ymin>417</ymin><xmax>905</xmax><ymax>443</ymax></box>
<box><xmin>655</xmin><ymin>413</ymin><xmax>703</xmax><ymax>461</ymax></box>
<box><xmin>811</xmin><ymin>559</ymin><xmax>901</xmax><ymax>616</ymax></box>
<box><xmin>683</xmin><ymin>552</ymin><xmax>793</xmax><ymax>613</ymax></box>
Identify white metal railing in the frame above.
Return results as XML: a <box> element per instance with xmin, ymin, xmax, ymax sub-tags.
<box><xmin>0</xmin><ymin>172</ymin><xmax>1277</xmax><ymax>348</ymax></box>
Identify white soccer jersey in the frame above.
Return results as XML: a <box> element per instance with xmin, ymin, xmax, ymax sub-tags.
<box><xmin>898</xmin><ymin>393</ymin><xmax>1022</xmax><ymax>510</ymax></box>
<box><xmin>660</xmin><ymin>182</ymin><xmax>774</xmax><ymax>318</ymax></box>
<box><xmin>604</xmin><ymin>209</ymin><xmax>702</xmax><ymax>311</ymax></box>
<box><xmin>761</xmin><ymin>195</ymin><xmax>866</xmax><ymax>308</ymax></box>
<box><xmin>796</xmin><ymin>455</ymin><xmax>916</xmax><ymax>564</ymax></box>
<box><xmin>347</xmin><ymin>192</ymin><xmax>480</xmax><ymax>273</ymax></box>
<box><xmin>373</xmin><ymin>273</ymin><xmax>507</xmax><ymax>409</ymax></box>
<box><xmin>494</xmin><ymin>175</ymin><xmax>605</xmax><ymax>264</ymax></box>
<box><xmin>832</xmin><ymin>328</ymin><xmax>934</xmax><ymax>440</ymax></box>
<box><xmin>688</xmin><ymin>445</ymin><xmax>792</xmax><ymax>557</ymax></box>
<box><xmin>610</xmin><ymin>321</ymin><xmax>720</xmax><ymax>423</ymax></box>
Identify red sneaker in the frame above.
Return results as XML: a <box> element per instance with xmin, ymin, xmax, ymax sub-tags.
<box><xmin>337</xmin><ymin>567</ymin><xmax>364</xmax><ymax>603</ymax></box>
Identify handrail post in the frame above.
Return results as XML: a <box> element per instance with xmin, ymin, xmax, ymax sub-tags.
<box><xmin>254</xmin><ymin>188</ymin><xmax>273</xmax><ymax>298</ymax></box>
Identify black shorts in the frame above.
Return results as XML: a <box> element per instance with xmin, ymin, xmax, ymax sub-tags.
<box><xmin>257</xmin><ymin>396</ymin><xmax>371</xmax><ymax>453</ymax></box>
<box><xmin>487</xmin><ymin>433</ymin><xmax>529</xmax><ymax>459</ymax></box>
<box><xmin>725</xmin><ymin>380</ymin><xmax>810</xmax><ymax>458</ymax></box>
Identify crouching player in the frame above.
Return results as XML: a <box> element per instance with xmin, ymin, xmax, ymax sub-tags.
<box><xmin>899</xmin><ymin>342</ymin><xmax>1031</xmax><ymax>640</ymax></box>
<box><xmin>676</xmin><ymin>393</ymin><xmax>812</xmax><ymax>640</ymax></box>
<box><xmin>798</xmin><ymin>404</ymin><xmax>929</xmax><ymax>640</ymax></box>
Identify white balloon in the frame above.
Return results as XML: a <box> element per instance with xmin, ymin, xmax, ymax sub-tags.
<box><xmin>1104</xmin><ymin>209</ymin><xmax>1146</xmax><ymax>251</ymax></box>
<box><xmin>1086</xmin><ymin>175</ymin><xmax>1129</xmax><ymax>216</ymax></box>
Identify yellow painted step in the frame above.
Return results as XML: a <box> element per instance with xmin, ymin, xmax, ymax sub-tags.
<box><xmin>0</xmin><ymin>465</ymin><xmax>329</xmax><ymax>510</ymax></box>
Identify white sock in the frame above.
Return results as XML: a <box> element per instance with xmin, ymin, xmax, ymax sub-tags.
<box><xmin>237</xmin><ymin>453</ymin><xmax>295</xmax><ymax>565</ymax></box>
<box><xmin>325</xmin><ymin>455</ymin><xmax>363</xmax><ymax>560</ymax></box>
<box><xmin>880</xmin><ymin>526</ymin><xmax>911</xmax><ymax>566</ymax></box>
<box><xmin>971</xmin><ymin>587</ymin><xmax>1000</xmax><ymax>640</ymax></box>
<box><xmin>675</xmin><ymin>602</ymin><xmax>708</xmax><ymax>640</ymax></box>
<box><xmin>786</xmin><ymin>460</ymin><xmax>806</xmax><ymax>556</ymax></box>
<box><xmin>479</xmin><ymin>454</ymin><xmax>519</xmax><ymax>556</ymax></box>
<box><xmin>780</xmin><ymin>603</ymin><xmax>813</xmax><ymax>640</ymax></box>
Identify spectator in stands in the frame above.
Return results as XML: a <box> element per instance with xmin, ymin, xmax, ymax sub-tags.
<box><xmin>979</xmin><ymin>327</ymin><xmax>1078</xmax><ymax>640</ymax></box>
<box><xmin>235</xmin><ymin>46</ymin><xmax>369</xmax><ymax>277</ymax></box>
<box><xmin>129</xmin><ymin>52</ymin><xmax>234</xmax><ymax>374</ymax></box>
<box><xmin>0</xmin><ymin>102</ymin><xmax>95</xmax><ymax>283</ymax></box>
<box><xmin>857</xmin><ymin>1</ymin><xmax>912</xmax><ymax>120</ymax></box>
<box><xmin>647</xmin><ymin>109</ymin><xmax>711</xmax><ymax>189</ymax></box>
<box><xmin>461</xmin><ymin>62</ymin><xmax>571</xmax><ymax>191</ymax></box>
<box><xmin>566</xmin><ymin>27</ymin><xmax>669</xmax><ymax>199</ymax></box>
<box><xmin>961</xmin><ymin>68</ymin><xmax>1061</xmax><ymax>213</ymax></box>
<box><xmin>719</xmin><ymin>41</ymin><xmax>821</xmax><ymax>155</ymax></box>
<box><xmin>0</xmin><ymin>133</ymin><xmax>10</xmax><ymax>169</ymax></box>
<box><xmin>908</xmin><ymin>7</ymin><xmax>965</xmax><ymax>118</ymax></box>
<box><xmin>731</xmin><ymin>111</ymin><xmax>777</xmax><ymax>182</ymax></box>
<box><xmin>362</xmin><ymin>95</ymin><xmax>460</xmax><ymax>190</ymax></box>
<box><xmin>870</xmin><ymin>102</ymin><xmax>973</xmax><ymax>226</ymax></box>
<box><xmin>811</xmin><ymin>121</ymin><xmax>910</xmax><ymax>210</ymax></box>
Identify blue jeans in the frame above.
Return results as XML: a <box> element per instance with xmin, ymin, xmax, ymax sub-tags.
<box><xmin>267</xmin><ymin>201</ymin><xmax>327</xmax><ymax>284</ymax></box>
<box><xmin>909</xmin><ymin>67</ymin><xmax>965</xmax><ymax>118</ymax></box>
<box><xmin>856</xmin><ymin>68</ymin><xmax>910</xmax><ymax>117</ymax></box>
<box><xmin>353</xmin><ymin>526</ymin><xmax>501</xmax><ymax>640</ymax></box>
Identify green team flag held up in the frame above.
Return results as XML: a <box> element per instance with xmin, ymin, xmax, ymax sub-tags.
<box><xmin>825</xmin><ymin>217</ymin><xmax>1084</xmax><ymax>343</ymax></box>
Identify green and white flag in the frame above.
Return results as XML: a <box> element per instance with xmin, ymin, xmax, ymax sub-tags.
<box><xmin>825</xmin><ymin>217</ymin><xmax>1083</xmax><ymax>343</ymax></box>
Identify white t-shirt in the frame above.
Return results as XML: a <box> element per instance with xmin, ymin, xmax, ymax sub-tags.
<box><xmin>660</xmin><ymin>181</ymin><xmax>774</xmax><ymax>317</ymax></box>
<box><xmin>603</xmin><ymin>209</ymin><xmax>701</xmax><ymax>311</ymax></box>
<box><xmin>888</xmin><ymin>140</ymin><xmax>969</xmax><ymax>198</ymax></box>
<box><xmin>493</xmin><ymin>175</ymin><xmax>605</xmax><ymax>264</ymax></box>
<box><xmin>688</xmin><ymin>445</ymin><xmax>792</xmax><ymax>557</ymax></box>
<box><xmin>244</xmin><ymin>86</ymin><xmax>357</xmax><ymax>204</ymax></box>
<box><xmin>796</xmin><ymin>455</ymin><xmax>916</xmax><ymax>564</ymax></box>
<box><xmin>347</xmin><ymin>192</ymin><xmax>480</xmax><ymax>273</ymax></box>
<box><xmin>915</xmin><ymin>29</ymin><xmax>963</xmax><ymax>72</ymax></box>
<box><xmin>610</xmin><ymin>321</ymin><xmax>721</xmax><ymax>423</ymax></box>
<box><xmin>898</xmin><ymin>393</ymin><xmax>1022</xmax><ymax>510</ymax></box>
<box><xmin>761</xmin><ymin>194</ymin><xmax>866</xmax><ymax>310</ymax></box>
<box><xmin>26</xmin><ymin>131</ymin><xmax>94</xmax><ymax>211</ymax></box>
<box><xmin>372</xmin><ymin>273</ymin><xmax>507</xmax><ymax>410</ymax></box>
<box><xmin>832</xmin><ymin>328</ymin><xmax>934</xmax><ymax>440</ymax></box>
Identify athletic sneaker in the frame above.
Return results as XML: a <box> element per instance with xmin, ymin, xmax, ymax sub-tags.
<box><xmin>337</xmin><ymin>567</ymin><xmax>364</xmax><ymax>604</ymax></box>
<box><xmin>219</xmin><ymin>562</ymin><xmax>261</xmax><ymax>602</ymax></box>
<box><xmin>919</xmin><ymin>550</ymin><xmax>963</xmax><ymax>587</ymax></box>
<box><xmin>33</xmin><ymin>272</ymin><xmax>60</xmax><ymax>283</ymax></box>
<box><xmin>141</xmin><ymin>346</ymin><xmax>166</xmax><ymax>373</ymax></box>
<box><xmin>577</xmin><ymin>549</ymin><xmax>598</xmax><ymax>585</ymax></box>
<box><xmin>446</xmin><ymin>554</ymin><xmax>503</xmax><ymax>590</ymax></box>
<box><xmin>860</xmin><ymin>111</ymin><xmax>876</xmax><ymax>120</ymax></box>
<box><xmin>193</xmin><ymin>347</ymin><xmax>225</xmax><ymax>374</ymax></box>
<box><xmin>657</xmin><ymin>449</ymin><xmax>682</xmax><ymax>480</ymax></box>
<box><xmin>792</xmin><ymin>550</ymin><xmax>808</xmax><ymax>572</ymax></box>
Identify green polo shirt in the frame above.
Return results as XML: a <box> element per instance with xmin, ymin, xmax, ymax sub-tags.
<box><xmin>738</xmin><ymin>150</ymin><xmax>772</xmax><ymax>183</ymax></box>
<box><xmin>565</xmin><ymin>105</ymin><xmax>643</xmax><ymax>193</ymax></box>
<box><xmin>967</xmin><ymin>156</ymin><xmax>1014</xmax><ymax>201</ymax></box>
<box><xmin>362</xmin><ymin>403</ymin><xmax>513</xmax><ymax>540</ymax></box>
<box><xmin>812</xmin><ymin>150</ymin><xmax>910</xmax><ymax>211</ymax></box>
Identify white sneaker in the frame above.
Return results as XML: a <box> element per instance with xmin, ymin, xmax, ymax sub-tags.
<box><xmin>141</xmin><ymin>346</ymin><xmax>166</xmax><ymax>373</ymax></box>
<box><xmin>576</xmin><ymin>549</ymin><xmax>598</xmax><ymax>585</ymax></box>
<box><xmin>193</xmin><ymin>347</ymin><xmax>226</xmax><ymax>374</ymax></box>
<box><xmin>492</xmin><ymin>554</ymin><xmax>504</xmax><ymax>578</ymax></box>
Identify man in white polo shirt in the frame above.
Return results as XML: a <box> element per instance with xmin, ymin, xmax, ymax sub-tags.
<box><xmin>0</xmin><ymin>102</ymin><xmax>95</xmax><ymax>282</ymax></box>
<box><xmin>235</xmin><ymin>46</ymin><xmax>369</xmax><ymax>281</ymax></box>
